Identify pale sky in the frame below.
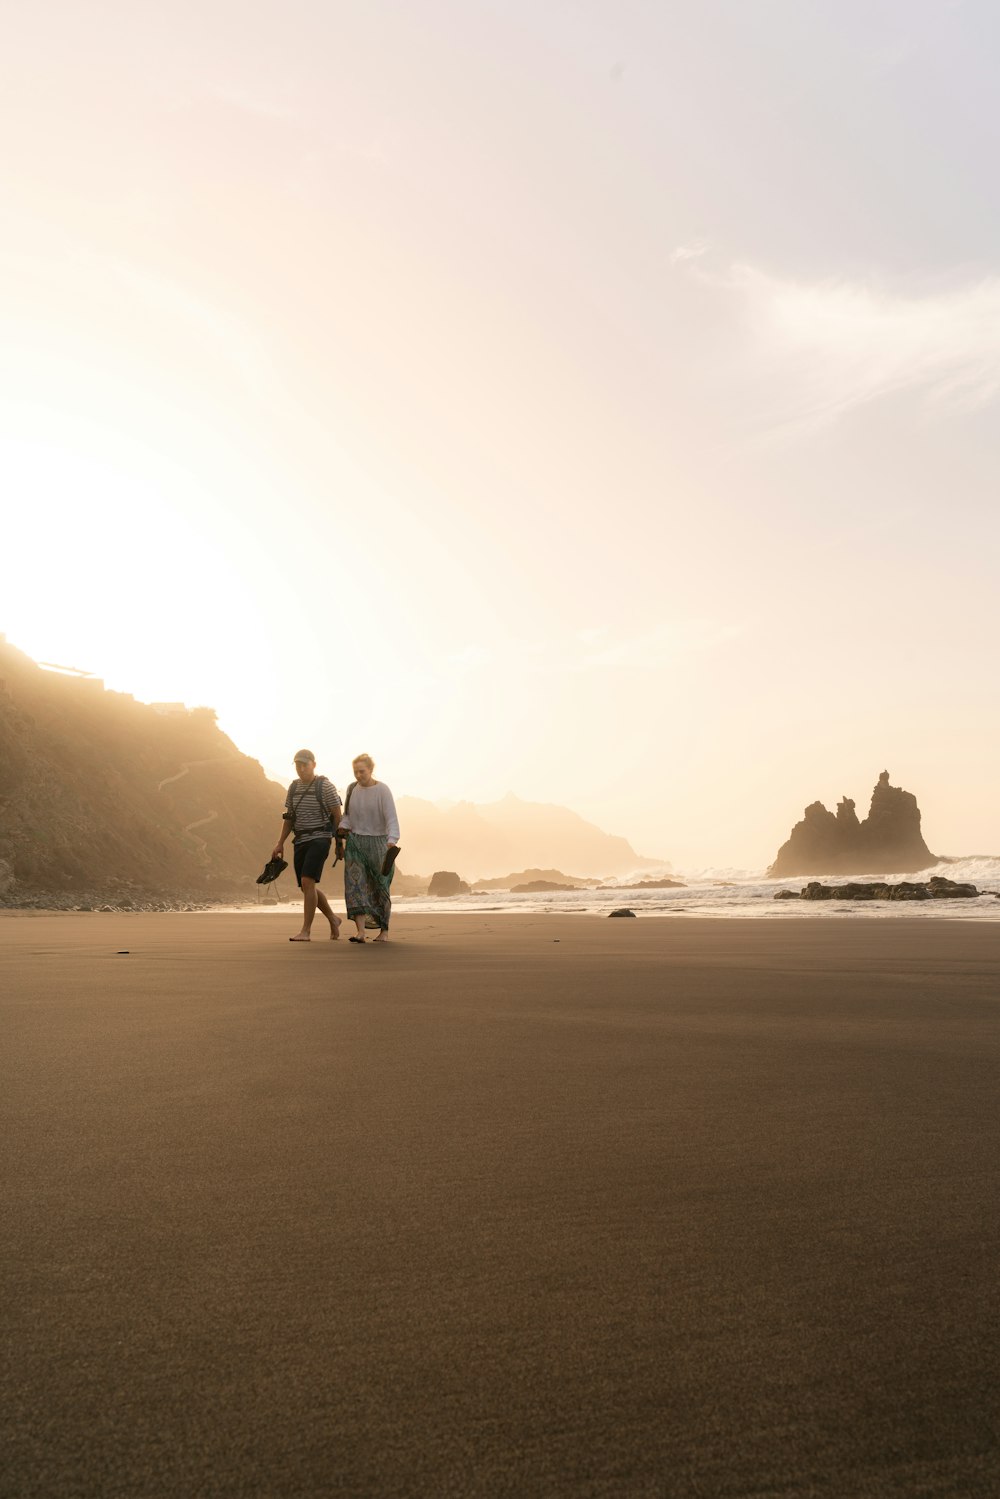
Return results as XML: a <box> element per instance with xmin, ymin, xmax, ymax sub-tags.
<box><xmin>2</xmin><ymin>1</ymin><xmax>998</xmax><ymax>869</ymax></box>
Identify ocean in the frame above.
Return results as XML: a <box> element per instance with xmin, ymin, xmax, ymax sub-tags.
<box><xmin>387</xmin><ymin>856</ymin><xmax>1000</xmax><ymax>921</ymax></box>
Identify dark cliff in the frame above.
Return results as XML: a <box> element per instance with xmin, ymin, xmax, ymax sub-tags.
<box><xmin>0</xmin><ymin>637</ymin><xmax>284</xmax><ymax>904</ymax></box>
<box><xmin>769</xmin><ymin>771</ymin><xmax>935</xmax><ymax>877</ymax></box>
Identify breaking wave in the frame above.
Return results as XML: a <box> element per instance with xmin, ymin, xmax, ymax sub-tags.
<box><xmin>387</xmin><ymin>853</ymin><xmax>1000</xmax><ymax>921</ymax></box>
<box><xmin>225</xmin><ymin>854</ymin><xmax>1000</xmax><ymax>921</ymax></box>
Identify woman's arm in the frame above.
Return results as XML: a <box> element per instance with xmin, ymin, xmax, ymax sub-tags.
<box><xmin>382</xmin><ymin>785</ymin><xmax>400</xmax><ymax>845</ymax></box>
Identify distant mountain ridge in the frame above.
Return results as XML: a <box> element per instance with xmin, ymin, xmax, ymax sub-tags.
<box><xmin>473</xmin><ymin>868</ymin><xmax>586</xmax><ymax>891</ymax></box>
<box><xmin>397</xmin><ymin>792</ymin><xmax>660</xmax><ymax>880</ymax></box>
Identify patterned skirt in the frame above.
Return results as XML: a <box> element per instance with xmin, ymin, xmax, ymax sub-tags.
<box><xmin>344</xmin><ymin>833</ymin><xmax>394</xmax><ymax>930</ymax></box>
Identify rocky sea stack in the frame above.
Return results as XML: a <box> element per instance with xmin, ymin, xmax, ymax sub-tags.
<box><xmin>770</xmin><ymin>771</ymin><xmax>935</xmax><ymax>878</ymax></box>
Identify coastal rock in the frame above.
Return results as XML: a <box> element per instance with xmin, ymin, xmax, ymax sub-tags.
<box><xmin>617</xmin><ymin>878</ymin><xmax>686</xmax><ymax>890</ymax></box>
<box><xmin>770</xmin><ymin>771</ymin><xmax>934</xmax><ymax>877</ymax></box>
<box><xmin>928</xmin><ymin>876</ymin><xmax>979</xmax><ymax>898</ymax></box>
<box><xmin>511</xmin><ymin>880</ymin><xmax>581</xmax><ymax>893</ymax></box>
<box><xmin>428</xmin><ymin>870</ymin><xmax>470</xmax><ymax>897</ymax></box>
<box><xmin>776</xmin><ymin>877</ymin><xmax>980</xmax><ymax>902</ymax></box>
<box><xmin>609</xmin><ymin>908</ymin><xmax>637</xmax><ymax>918</ymax></box>
<box><xmin>801</xmin><ymin>882</ymin><xmax>892</xmax><ymax>901</ymax></box>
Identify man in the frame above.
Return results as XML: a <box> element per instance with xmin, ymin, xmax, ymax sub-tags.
<box><xmin>271</xmin><ymin>750</ymin><xmax>343</xmax><ymax>942</ymax></box>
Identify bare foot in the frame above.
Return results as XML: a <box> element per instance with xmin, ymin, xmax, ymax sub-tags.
<box><xmin>328</xmin><ymin>914</ymin><xmax>342</xmax><ymax>940</ymax></box>
<box><xmin>289</xmin><ymin>933</ymin><xmax>311</xmax><ymax>942</ymax></box>
<box><xmin>374</xmin><ymin>933</ymin><xmax>389</xmax><ymax>943</ymax></box>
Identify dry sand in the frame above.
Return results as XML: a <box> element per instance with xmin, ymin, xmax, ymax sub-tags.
<box><xmin>2</xmin><ymin>912</ymin><xmax>999</xmax><ymax>1498</ymax></box>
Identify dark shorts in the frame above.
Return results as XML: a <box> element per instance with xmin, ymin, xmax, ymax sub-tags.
<box><xmin>293</xmin><ymin>838</ymin><xmax>332</xmax><ymax>886</ymax></box>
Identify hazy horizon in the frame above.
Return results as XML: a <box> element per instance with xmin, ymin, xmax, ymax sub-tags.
<box><xmin>8</xmin><ymin>630</ymin><xmax>985</xmax><ymax>879</ymax></box>
<box><xmin>4</xmin><ymin>2</ymin><xmax>999</xmax><ymax>867</ymax></box>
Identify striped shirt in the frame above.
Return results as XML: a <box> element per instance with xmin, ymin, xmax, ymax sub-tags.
<box><xmin>284</xmin><ymin>776</ymin><xmax>342</xmax><ymax>843</ymax></box>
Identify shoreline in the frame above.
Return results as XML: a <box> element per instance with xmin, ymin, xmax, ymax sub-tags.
<box><xmin>5</xmin><ymin>861</ymin><xmax>998</xmax><ymax>923</ymax></box>
<box><xmin>4</xmin><ymin>903</ymin><xmax>1000</xmax><ymax>924</ymax></box>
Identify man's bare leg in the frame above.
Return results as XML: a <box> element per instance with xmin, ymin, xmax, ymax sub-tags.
<box><xmin>316</xmin><ymin>887</ymin><xmax>341</xmax><ymax>939</ymax></box>
<box><xmin>290</xmin><ymin>877</ymin><xmax>318</xmax><ymax>940</ymax></box>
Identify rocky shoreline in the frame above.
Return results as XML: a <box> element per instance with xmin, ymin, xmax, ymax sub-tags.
<box><xmin>1</xmin><ymin>895</ymin><xmax>224</xmax><ymax>913</ymax></box>
<box><xmin>0</xmin><ymin>880</ymin><xmax>258</xmax><ymax>913</ymax></box>
<box><xmin>774</xmin><ymin>876</ymin><xmax>987</xmax><ymax>903</ymax></box>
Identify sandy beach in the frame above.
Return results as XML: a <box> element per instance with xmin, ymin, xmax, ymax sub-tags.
<box><xmin>2</xmin><ymin>912</ymin><xmax>999</xmax><ymax>1498</ymax></box>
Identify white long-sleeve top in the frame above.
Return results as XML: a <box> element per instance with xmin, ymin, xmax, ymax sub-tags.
<box><xmin>339</xmin><ymin>781</ymin><xmax>400</xmax><ymax>842</ymax></box>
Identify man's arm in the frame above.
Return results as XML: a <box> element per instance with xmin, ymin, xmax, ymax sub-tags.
<box><xmin>272</xmin><ymin>794</ymin><xmax>294</xmax><ymax>861</ymax></box>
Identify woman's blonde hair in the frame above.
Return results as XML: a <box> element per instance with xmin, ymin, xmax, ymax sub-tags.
<box><xmin>352</xmin><ymin>753</ymin><xmax>374</xmax><ymax>771</ymax></box>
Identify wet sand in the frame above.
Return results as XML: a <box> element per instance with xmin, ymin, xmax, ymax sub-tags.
<box><xmin>2</xmin><ymin>912</ymin><xmax>999</xmax><ymax>1498</ymax></box>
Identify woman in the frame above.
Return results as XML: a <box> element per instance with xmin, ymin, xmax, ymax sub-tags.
<box><xmin>338</xmin><ymin>754</ymin><xmax>400</xmax><ymax>943</ymax></box>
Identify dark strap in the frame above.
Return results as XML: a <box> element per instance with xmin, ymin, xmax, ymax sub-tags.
<box><xmin>288</xmin><ymin>776</ymin><xmax>331</xmax><ymax>814</ymax></box>
<box><xmin>288</xmin><ymin>780</ymin><xmax>313</xmax><ymax>820</ymax></box>
<box><xmin>344</xmin><ymin>781</ymin><xmax>357</xmax><ymax>815</ymax></box>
